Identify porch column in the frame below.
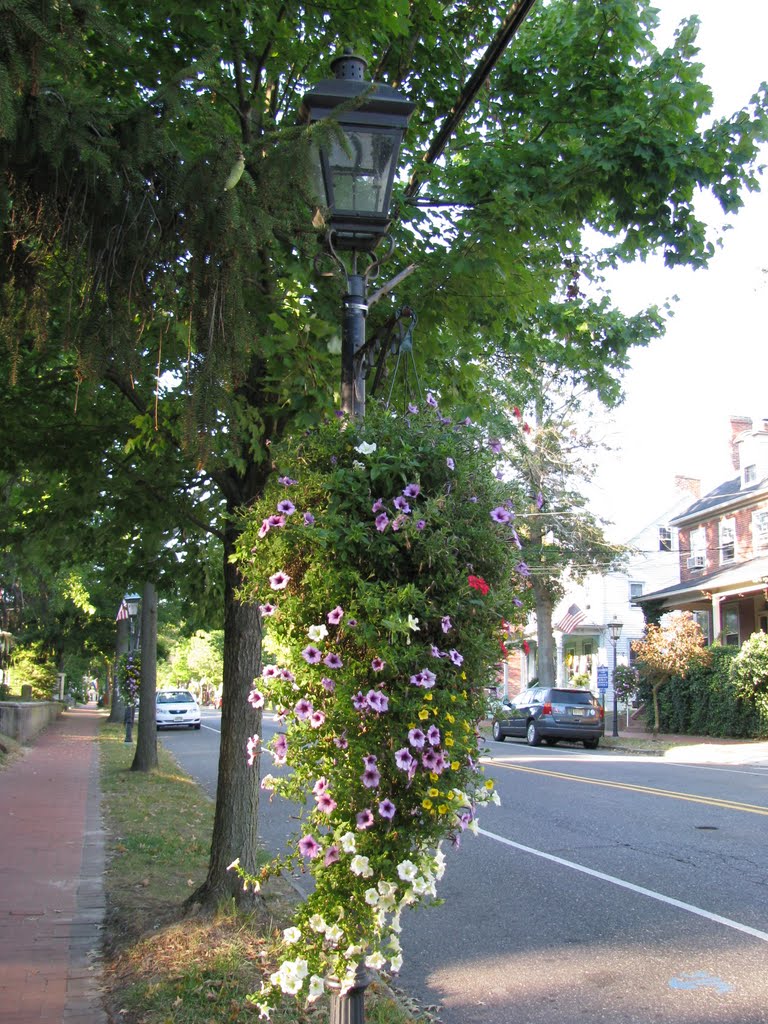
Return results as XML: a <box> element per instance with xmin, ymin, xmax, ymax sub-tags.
<box><xmin>555</xmin><ymin>633</ymin><xmax>565</xmax><ymax>685</ymax></box>
<box><xmin>712</xmin><ymin>595</ymin><xmax>723</xmax><ymax>644</ymax></box>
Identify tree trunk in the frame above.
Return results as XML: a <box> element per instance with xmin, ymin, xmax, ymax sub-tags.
<box><xmin>187</xmin><ymin>522</ymin><xmax>263</xmax><ymax>908</ymax></box>
<box><xmin>131</xmin><ymin>581</ymin><xmax>158</xmax><ymax>772</ymax></box>
<box><xmin>532</xmin><ymin>577</ymin><xmax>556</xmax><ymax>686</ymax></box>
<box><xmin>651</xmin><ymin>679</ymin><xmax>662</xmax><ymax>738</ymax></box>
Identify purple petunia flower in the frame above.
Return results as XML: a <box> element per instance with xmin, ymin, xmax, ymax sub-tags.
<box><xmin>403</xmin><ymin>482</ymin><xmax>421</xmax><ymax>498</ymax></box>
<box><xmin>246</xmin><ymin>734</ymin><xmax>260</xmax><ymax>766</ymax></box>
<box><xmin>375</xmin><ymin>512</ymin><xmax>389</xmax><ymax>532</ymax></box>
<box><xmin>393</xmin><ymin>496</ymin><xmax>411</xmax><ymax>513</ymax></box>
<box><xmin>432</xmin><ymin>752</ymin><xmax>449</xmax><ymax>774</ymax></box>
<box><xmin>347</xmin><ymin>618</ymin><xmax>358</xmax><ymax>627</ymax></box>
<box><xmin>395</xmin><ymin>747</ymin><xmax>415</xmax><ymax>771</ymax></box>
<box><xmin>366</xmin><ymin>689</ymin><xmax>389</xmax><ymax>713</ymax></box>
<box><xmin>408</xmin><ymin>403</ymin><xmax>419</xmax><ymax>414</ymax></box>
<box><xmin>426</xmin><ymin>393</ymin><xmax>438</xmax><ymax>408</ymax></box>
<box><xmin>371</xmin><ymin>657</ymin><xmax>385</xmax><ymax>672</ymax></box>
<box><xmin>412</xmin><ymin>668</ymin><xmax>436</xmax><ymax>688</ymax></box>
<box><xmin>277</xmin><ymin>500</ymin><xmax>295</xmax><ymax>516</ymax></box>
<box><xmin>299</xmin><ymin>834</ymin><xmax>321</xmax><ymax>858</ymax></box>
<box><xmin>511</xmin><ymin>528</ymin><xmax>522</xmax><ymax>549</ymax></box>
<box><xmin>267</xmin><ymin>514</ymin><xmax>286</xmax><ymax>528</ymax></box>
<box><xmin>408</xmin><ymin>728</ymin><xmax>426</xmax><ymax>749</ymax></box>
<box><xmin>449</xmin><ymin>649</ymin><xmax>464</xmax><ymax>666</ymax></box>
<box><xmin>295</xmin><ymin>698</ymin><xmax>313</xmax><ymax>720</ymax></box>
<box><xmin>258</xmin><ymin>519</ymin><xmax>270</xmax><ymax>538</ymax></box>
<box><xmin>324</xmin><ymin>652</ymin><xmax>343</xmax><ymax>669</ymax></box>
<box><xmin>312</xmin><ymin>777</ymin><xmax>328</xmax><ymax>795</ymax></box>
<box><xmin>489</xmin><ymin>438</ymin><xmax>503</xmax><ymax>454</ymax></box>
<box><xmin>259</xmin><ymin>602</ymin><xmax>277</xmax><ymax>617</ymax></box>
<box><xmin>334</xmin><ymin>732</ymin><xmax>348</xmax><ymax>750</ymax></box>
<box><xmin>303</xmin><ymin>512</ymin><xmax>316</xmax><ymax>526</ymax></box>
<box><xmin>272</xmin><ymin>733</ymin><xmax>288</xmax><ymax>764</ymax></box>
<box><xmin>490</xmin><ymin>506</ymin><xmax>512</xmax><ymax>524</ymax></box>
<box><xmin>356</xmin><ymin>808</ymin><xmax>374</xmax><ymax>830</ymax></box>
<box><xmin>422</xmin><ymin>749</ymin><xmax>440</xmax><ymax>771</ymax></box>
<box><xmin>327</xmin><ymin>606</ymin><xmax>344</xmax><ymax>625</ymax></box>
<box><xmin>316</xmin><ymin>791</ymin><xmax>337</xmax><ymax>813</ymax></box>
<box><xmin>310</xmin><ymin>710</ymin><xmax>326</xmax><ymax>728</ymax></box>
<box><xmin>427</xmin><ymin>724</ymin><xmax>441</xmax><ymax>746</ymax></box>
<box><xmin>352</xmin><ymin>691</ymin><xmax>368</xmax><ymax>711</ymax></box>
<box><xmin>439</xmin><ymin>416</ymin><xmax>452</xmax><ymax>425</ymax></box>
<box><xmin>248</xmin><ymin>688</ymin><xmax>265</xmax><ymax>709</ymax></box>
<box><xmin>262</xmin><ymin>665</ymin><xmax>279</xmax><ymax>678</ymax></box>
<box><xmin>446</xmin><ymin>457</ymin><xmax>455</xmax><ymax>471</ymax></box>
<box><xmin>269</xmin><ymin>571</ymin><xmax>290</xmax><ymax>590</ymax></box>
<box><xmin>441</xmin><ymin>616</ymin><xmax>452</xmax><ymax>633</ymax></box>
<box><xmin>361</xmin><ymin>766</ymin><xmax>381</xmax><ymax>789</ymax></box>
<box><xmin>416</xmin><ymin>520</ymin><xmax>426</xmax><ymax>530</ymax></box>
<box><xmin>321</xmin><ymin>676</ymin><xmax>335</xmax><ymax>692</ymax></box>
<box><xmin>324</xmin><ymin>844</ymin><xmax>340</xmax><ymax>866</ymax></box>
<box><xmin>371</xmin><ymin>498</ymin><xmax>385</xmax><ymax>514</ymax></box>
<box><xmin>302</xmin><ymin>645</ymin><xmax>322</xmax><ymax>664</ymax></box>
<box><xmin>536</xmin><ymin>491</ymin><xmax>544</xmax><ymax>509</ymax></box>
<box><xmin>379</xmin><ymin>799</ymin><xmax>396</xmax><ymax>820</ymax></box>
<box><xmin>517</xmin><ymin>561</ymin><xmax>531</xmax><ymax>577</ymax></box>
<box><xmin>469</xmin><ymin>496</ymin><xmax>478</xmax><ymax>503</ymax></box>
<box><xmin>363</xmin><ymin>754</ymin><xmax>378</xmax><ymax>768</ymax></box>
<box><xmin>278</xmin><ymin>476</ymin><xmax>297</xmax><ymax>486</ymax></box>
<box><xmin>430</xmin><ymin>644</ymin><xmax>445</xmax><ymax>658</ymax></box>
<box><xmin>280</xmin><ymin>668</ymin><xmax>295</xmax><ymax>682</ymax></box>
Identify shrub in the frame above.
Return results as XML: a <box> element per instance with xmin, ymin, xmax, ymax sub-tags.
<box><xmin>731</xmin><ymin>632</ymin><xmax>768</xmax><ymax>723</ymax></box>
<box><xmin>232</xmin><ymin>403</ymin><xmax>532</xmax><ymax>1012</ymax></box>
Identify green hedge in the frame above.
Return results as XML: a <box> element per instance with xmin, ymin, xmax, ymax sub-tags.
<box><xmin>638</xmin><ymin>645</ymin><xmax>768</xmax><ymax>738</ymax></box>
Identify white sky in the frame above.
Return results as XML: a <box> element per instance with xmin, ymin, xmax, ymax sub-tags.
<box><xmin>588</xmin><ymin>0</ymin><xmax>768</xmax><ymax>540</ymax></box>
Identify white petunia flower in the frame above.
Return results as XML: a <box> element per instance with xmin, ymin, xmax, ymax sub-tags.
<box><xmin>366</xmin><ymin>951</ymin><xmax>386</xmax><ymax>970</ymax></box>
<box><xmin>307</xmin><ymin>975</ymin><xmax>325</xmax><ymax>1002</ymax></box>
<box><xmin>308</xmin><ymin>623</ymin><xmax>328</xmax><ymax>641</ymax></box>
<box><xmin>340</xmin><ymin>832</ymin><xmax>357</xmax><ymax>854</ymax></box>
<box><xmin>308</xmin><ymin>914</ymin><xmax>327</xmax><ymax>933</ymax></box>
<box><xmin>397</xmin><ymin>859</ymin><xmax>418</xmax><ymax>882</ymax></box>
<box><xmin>355</xmin><ymin>441</ymin><xmax>377</xmax><ymax>455</ymax></box>
<box><xmin>350</xmin><ymin>854</ymin><xmax>373</xmax><ymax>877</ymax></box>
<box><xmin>364</xmin><ymin>888</ymin><xmax>380</xmax><ymax>906</ymax></box>
<box><xmin>389</xmin><ymin>953</ymin><xmax>403</xmax><ymax>973</ymax></box>
<box><xmin>283</xmin><ymin>926</ymin><xmax>301</xmax><ymax>944</ymax></box>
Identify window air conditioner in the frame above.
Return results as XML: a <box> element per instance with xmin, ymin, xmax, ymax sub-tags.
<box><xmin>687</xmin><ymin>555</ymin><xmax>705</xmax><ymax>569</ymax></box>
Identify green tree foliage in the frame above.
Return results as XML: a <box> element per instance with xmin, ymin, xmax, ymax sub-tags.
<box><xmin>632</xmin><ymin>611</ymin><xmax>710</xmax><ymax>735</ymax></box>
<box><xmin>731</xmin><ymin>631</ymin><xmax>768</xmax><ymax>722</ymax></box>
<box><xmin>159</xmin><ymin>629</ymin><xmax>224</xmax><ymax>697</ymax></box>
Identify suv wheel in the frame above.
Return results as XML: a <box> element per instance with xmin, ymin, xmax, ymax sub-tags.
<box><xmin>492</xmin><ymin>720</ymin><xmax>505</xmax><ymax>742</ymax></box>
<box><xmin>526</xmin><ymin>721</ymin><xmax>542</xmax><ymax>746</ymax></box>
<box><xmin>583</xmin><ymin>737</ymin><xmax>600</xmax><ymax>750</ymax></box>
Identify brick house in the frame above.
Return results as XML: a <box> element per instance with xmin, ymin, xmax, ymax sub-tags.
<box><xmin>636</xmin><ymin>416</ymin><xmax>768</xmax><ymax>644</ymax></box>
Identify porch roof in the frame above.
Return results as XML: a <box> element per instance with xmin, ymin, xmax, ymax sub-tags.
<box><xmin>635</xmin><ymin>555</ymin><xmax>768</xmax><ymax>610</ymax></box>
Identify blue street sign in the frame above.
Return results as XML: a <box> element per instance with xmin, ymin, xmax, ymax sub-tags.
<box><xmin>597</xmin><ymin>666</ymin><xmax>609</xmax><ymax>689</ymax></box>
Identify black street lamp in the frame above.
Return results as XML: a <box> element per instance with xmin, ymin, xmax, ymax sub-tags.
<box><xmin>301</xmin><ymin>51</ymin><xmax>415</xmax><ymax>419</ymax></box>
<box><xmin>301</xmin><ymin>51</ymin><xmax>414</xmax><ymax>1023</ymax></box>
<box><xmin>608</xmin><ymin>618</ymin><xmax>623</xmax><ymax>738</ymax></box>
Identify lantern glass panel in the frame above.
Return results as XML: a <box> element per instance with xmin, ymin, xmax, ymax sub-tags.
<box><xmin>323</xmin><ymin>127</ymin><xmax>399</xmax><ymax>215</ymax></box>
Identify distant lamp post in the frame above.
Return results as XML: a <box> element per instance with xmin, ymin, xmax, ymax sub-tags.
<box><xmin>301</xmin><ymin>51</ymin><xmax>415</xmax><ymax>419</ymax></box>
<box><xmin>123</xmin><ymin>592</ymin><xmax>141</xmax><ymax>743</ymax></box>
<box><xmin>608</xmin><ymin>618</ymin><xmax>623</xmax><ymax>738</ymax></box>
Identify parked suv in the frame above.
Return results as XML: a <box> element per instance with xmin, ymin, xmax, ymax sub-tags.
<box><xmin>492</xmin><ymin>687</ymin><xmax>604</xmax><ymax>749</ymax></box>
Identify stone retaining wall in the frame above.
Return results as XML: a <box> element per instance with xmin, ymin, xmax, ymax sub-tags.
<box><xmin>0</xmin><ymin>701</ymin><xmax>64</xmax><ymax>743</ymax></box>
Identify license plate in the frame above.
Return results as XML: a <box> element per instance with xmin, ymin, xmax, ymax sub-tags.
<box><xmin>571</xmin><ymin>708</ymin><xmax>585</xmax><ymax>717</ymax></box>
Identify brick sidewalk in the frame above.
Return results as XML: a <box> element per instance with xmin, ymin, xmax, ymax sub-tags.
<box><xmin>0</xmin><ymin>707</ymin><xmax>108</xmax><ymax>1024</ymax></box>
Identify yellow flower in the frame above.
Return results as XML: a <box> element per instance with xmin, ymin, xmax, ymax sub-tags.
<box><xmin>445</xmin><ymin>737</ymin><xmax>455</xmax><ymax>747</ymax></box>
<box><xmin>446</xmin><ymin>790</ymin><xmax>455</xmax><ymax>800</ymax></box>
<box><xmin>428</xmin><ymin>787</ymin><xmax>439</xmax><ymax>798</ymax></box>
<box><xmin>418</xmin><ymin>709</ymin><xmax>430</xmax><ymax>721</ymax></box>
<box><xmin>461</xmin><ymin>672</ymin><xmax>467</xmax><ymax>681</ymax></box>
<box><xmin>437</xmin><ymin>804</ymin><xmax>448</xmax><ymax>815</ymax></box>
<box><xmin>421</xmin><ymin>798</ymin><xmax>433</xmax><ymax>810</ymax></box>
<box><xmin>450</xmin><ymin>694</ymin><xmax>457</xmax><ymax>703</ymax></box>
<box><xmin>485</xmin><ymin>779</ymin><xmax>494</xmax><ymax>790</ymax></box>
<box><xmin>450</xmin><ymin>761</ymin><xmax>460</xmax><ymax>771</ymax></box>
<box><xmin>446</xmin><ymin>712</ymin><xmax>455</xmax><ymax>724</ymax></box>
<box><xmin>423</xmin><ymin>693</ymin><xmax>433</xmax><ymax>701</ymax></box>
<box><xmin>429</xmin><ymin>772</ymin><xmax>439</xmax><ymax>782</ymax></box>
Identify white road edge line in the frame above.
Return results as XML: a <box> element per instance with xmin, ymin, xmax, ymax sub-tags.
<box><xmin>478</xmin><ymin>827</ymin><xmax>768</xmax><ymax>944</ymax></box>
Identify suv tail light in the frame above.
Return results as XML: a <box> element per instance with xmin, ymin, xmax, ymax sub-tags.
<box><xmin>541</xmin><ymin>702</ymin><xmax>552</xmax><ymax>715</ymax></box>
<box><xmin>597</xmin><ymin>704</ymin><xmax>605</xmax><ymax>719</ymax></box>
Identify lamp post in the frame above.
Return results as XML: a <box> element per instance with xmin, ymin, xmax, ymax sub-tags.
<box><xmin>608</xmin><ymin>618</ymin><xmax>623</xmax><ymax>738</ymax></box>
<box><xmin>301</xmin><ymin>51</ymin><xmax>415</xmax><ymax>420</ymax></box>
<box><xmin>301</xmin><ymin>52</ymin><xmax>413</xmax><ymax>1024</ymax></box>
<box><xmin>123</xmin><ymin>592</ymin><xmax>141</xmax><ymax>743</ymax></box>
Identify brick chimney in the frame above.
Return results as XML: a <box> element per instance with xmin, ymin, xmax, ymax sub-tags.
<box><xmin>730</xmin><ymin>415</ymin><xmax>753</xmax><ymax>470</ymax></box>
<box><xmin>674</xmin><ymin>475</ymin><xmax>701</xmax><ymax>500</ymax></box>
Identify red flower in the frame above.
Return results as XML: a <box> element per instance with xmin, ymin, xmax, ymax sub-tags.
<box><xmin>522</xmin><ymin>640</ymin><xmax>530</xmax><ymax>655</ymax></box>
<box><xmin>468</xmin><ymin>574</ymin><xmax>490</xmax><ymax>595</ymax></box>
<box><xmin>513</xmin><ymin>406</ymin><xmax>521</xmax><ymax>419</ymax></box>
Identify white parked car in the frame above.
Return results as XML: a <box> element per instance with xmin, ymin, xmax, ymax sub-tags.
<box><xmin>155</xmin><ymin>689</ymin><xmax>201</xmax><ymax>730</ymax></box>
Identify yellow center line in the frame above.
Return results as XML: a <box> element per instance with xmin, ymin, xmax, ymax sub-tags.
<box><xmin>484</xmin><ymin>760</ymin><xmax>768</xmax><ymax>816</ymax></box>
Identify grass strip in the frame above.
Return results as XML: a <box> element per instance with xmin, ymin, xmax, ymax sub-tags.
<box><xmin>98</xmin><ymin>722</ymin><xmax>419</xmax><ymax>1024</ymax></box>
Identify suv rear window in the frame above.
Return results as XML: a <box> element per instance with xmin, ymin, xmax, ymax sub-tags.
<box><xmin>550</xmin><ymin>689</ymin><xmax>593</xmax><ymax>704</ymax></box>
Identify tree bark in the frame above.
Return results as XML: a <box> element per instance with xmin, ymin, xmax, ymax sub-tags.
<box><xmin>532</xmin><ymin>576</ymin><xmax>556</xmax><ymax>686</ymax></box>
<box><xmin>108</xmin><ymin>616</ymin><xmax>129</xmax><ymax>722</ymax></box>
<box><xmin>187</xmin><ymin>522</ymin><xmax>263</xmax><ymax>908</ymax></box>
<box><xmin>131</xmin><ymin>581</ymin><xmax>158</xmax><ymax>772</ymax></box>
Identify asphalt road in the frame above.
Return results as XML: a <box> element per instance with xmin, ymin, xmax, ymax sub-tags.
<box><xmin>160</xmin><ymin>712</ymin><xmax>768</xmax><ymax>1023</ymax></box>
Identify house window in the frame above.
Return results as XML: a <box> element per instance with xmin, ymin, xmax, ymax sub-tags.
<box><xmin>688</xmin><ymin>527</ymin><xmax>706</xmax><ymax>570</ymax></box>
<box><xmin>722</xmin><ymin>607</ymin><xmax>739</xmax><ymax>646</ymax></box>
<box><xmin>692</xmin><ymin>610</ymin><xmax>710</xmax><ymax>645</ymax></box>
<box><xmin>753</xmin><ymin>510</ymin><xmax>768</xmax><ymax>553</ymax></box>
<box><xmin>720</xmin><ymin>519</ymin><xmax>735</xmax><ymax>563</ymax></box>
<box><xmin>744</xmin><ymin>464</ymin><xmax>757</xmax><ymax>484</ymax></box>
<box><xmin>659</xmin><ymin>526</ymin><xmax>672</xmax><ymax>552</ymax></box>
<box><xmin>629</xmin><ymin>581</ymin><xmax>643</xmax><ymax>601</ymax></box>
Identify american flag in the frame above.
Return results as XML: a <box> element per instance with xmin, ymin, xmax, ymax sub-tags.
<box><xmin>116</xmin><ymin>601</ymin><xmax>129</xmax><ymax>622</ymax></box>
<box><xmin>556</xmin><ymin>603</ymin><xmax>586</xmax><ymax>634</ymax></box>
